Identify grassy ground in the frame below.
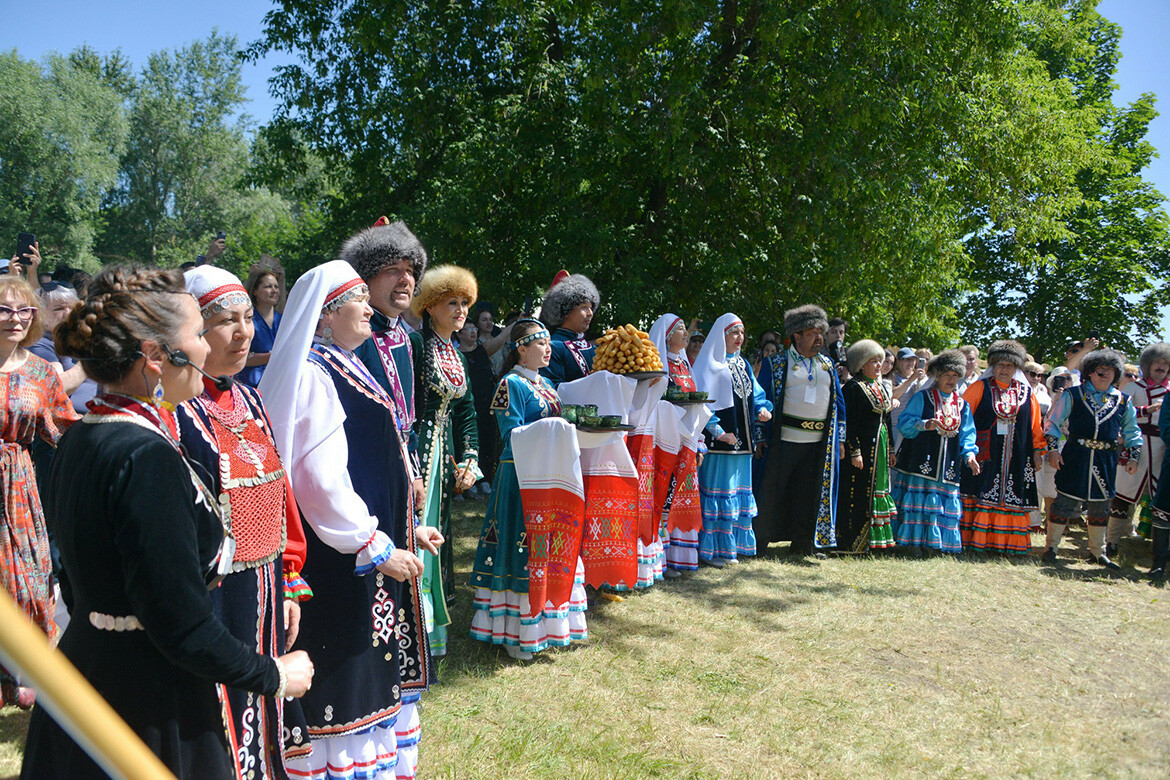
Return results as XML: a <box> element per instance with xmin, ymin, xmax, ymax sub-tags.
<box><xmin>4</xmin><ymin>502</ymin><xmax>1168</xmax><ymax>779</ymax></box>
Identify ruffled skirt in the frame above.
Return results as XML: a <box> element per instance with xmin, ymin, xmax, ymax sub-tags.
<box><xmin>285</xmin><ymin>700</ymin><xmax>420</xmax><ymax>780</ymax></box>
<box><xmin>469</xmin><ymin>558</ymin><xmax>588</xmax><ymax>654</ymax></box>
<box><xmin>698</xmin><ymin>452</ymin><xmax>757</xmax><ymax>561</ymax></box>
<box><xmin>891</xmin><ymin>472</ymin><xmax>962</xmax><ymax>552</ymax></box>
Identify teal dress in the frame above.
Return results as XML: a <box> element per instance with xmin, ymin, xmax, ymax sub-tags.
<box><xmin>469</xmin><ymin>367</ymin><xmax>588</xmax><ymax>653</ymax></box>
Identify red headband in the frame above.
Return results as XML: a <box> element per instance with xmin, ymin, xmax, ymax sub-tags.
<box><xmin>325</xmin><ymin>277</ymin><xmax>364</xmax><ymax>306</ymax></box>
<box><xmin>197</xmin><ymin>283</ymin><xmax>248</xmax><ymax>309</ymax></box>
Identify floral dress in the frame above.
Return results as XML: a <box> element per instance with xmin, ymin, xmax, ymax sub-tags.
<box><xmin>1</xmin><ymin>354</ymin><xmax>79</xmax><ymax>685</ymax></box>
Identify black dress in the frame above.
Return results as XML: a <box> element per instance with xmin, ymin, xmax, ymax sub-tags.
<box><xmin>837</xmin><ymin>378</ymin><xmax>897</xmax><ymax>553</ymax></box>
<box><xmin>22</xmin><ymin>402</ymin><xmax>280</xmax><ymax>780</ymax></box>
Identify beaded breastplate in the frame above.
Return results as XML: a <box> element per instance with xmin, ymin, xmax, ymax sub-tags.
<box><xmin>197</xmin><ymin>387</ymin><xmax>286</xmax><ymax>568</ymax></box>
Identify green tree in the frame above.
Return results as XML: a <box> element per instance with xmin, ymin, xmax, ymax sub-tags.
<box><xmin>98</xmin><ymin>30</ymin><xmax>253</xmax><ymax>266</ymax></box>
<box><xmin>961</xmin><ymin>2</ymin><xmax>1170</xmax><ymax>362</ymax></box>
<box><xmin>251</xmin><ymin>0</ymin><xmax>1098</xmax><ymax>343</ymax></box>
<box><xmin>0</xmin><ymin>50</ymin><xmax>127</xmax><ymax>267</ymax></box>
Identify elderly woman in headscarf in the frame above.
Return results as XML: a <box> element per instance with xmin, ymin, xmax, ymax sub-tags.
<box><xmin>836</xmin><ymin>339</ymin><xmax>898</xmax><ymax>554</ymax></box>
<box><xmin>261</xmin><ymin>260</ymin><xmax>441</xmax><ymax>780</ymax></box>
<box><xmin>650</xmin><ymin>313</ymin><xmax>707</xmax><ymax>575</ymax></box>
<box><xmin>958</xmin><ymin>340</ymin><xmax>1046</xmax><ymax>555</ymax></box>
<box><xmin>538</xmin><ymin>272</ymin><xmax>600</xmax><ymax>387</ymax></box>
<box><xmin>692</xmin><ymin>313</ymin><xmax>773</xmax><ymax>567</ymax></box>
<box><xmin>409</xmin><ymin>265</ymin><xmax>482</xmax><ymax>657</ymax></box>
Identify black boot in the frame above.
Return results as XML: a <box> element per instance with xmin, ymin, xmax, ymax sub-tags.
<box><xmin>1150</xmin><ymin>527</ymin><xmax>1169</xmax><ymax>580</ymax></box>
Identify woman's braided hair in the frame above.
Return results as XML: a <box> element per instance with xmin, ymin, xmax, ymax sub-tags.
<box><xmin>55</xmin><ymin>265</ymin><xmax>190</xmax><ymax>383</ymax></box>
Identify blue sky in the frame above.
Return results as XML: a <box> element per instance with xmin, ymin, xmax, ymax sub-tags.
<box><xmin>2</xmin><ymin>0</ymin><xmax>1167</xmax><ymax>337</ymax></box>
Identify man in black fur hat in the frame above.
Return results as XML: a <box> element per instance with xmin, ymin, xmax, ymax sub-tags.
<box><xmin>1042</xmin><ymin>349</ymin><xmax>1142</xmax><ymax>569</ymax></box>
<box><xmin>349</xmin><ymin>217</ymin><xmax>429</xmax><ymax>508</ymax></box>
<box><xmin>754</xmin><ymin>304</ymin><xmax>846</xmax><ymax>558</ymax></box>
<box><xmin>538</xmin><ymin>271</ymin><xmax>600</xmax><ymax>387</ymax></box>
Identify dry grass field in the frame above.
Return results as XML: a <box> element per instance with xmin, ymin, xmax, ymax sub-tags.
<box><xmin>4</xmin><ymin>502</ymin><xmax>1168</xmax><ymax>779</ymax></box>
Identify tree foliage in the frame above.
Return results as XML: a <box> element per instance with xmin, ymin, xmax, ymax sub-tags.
<box><xmin>0</xmin><ymin>50</ymin><xmax>127</xmax><ymax>266</ymax></box>
<box><xmin>961</xmin><ymin>2</ymin><xmax>1170</xmax><ymax>362</ymax></box>
<box><xmin>250</xmin><ymin>0</ymin><xmax>1134</xmax><ymax>345</ymax></box>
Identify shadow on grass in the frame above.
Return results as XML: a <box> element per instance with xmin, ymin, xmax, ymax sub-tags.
<box><xmin>0</xmin><ymin>706</ymin><xmax>31</xmax><ymax>780</ymax></box>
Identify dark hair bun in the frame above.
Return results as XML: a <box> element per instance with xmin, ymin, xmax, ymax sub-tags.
<box><xmin>56</xmin><ymin>265</ymin><xmax>189</xmax><ymax>384</ymax></box>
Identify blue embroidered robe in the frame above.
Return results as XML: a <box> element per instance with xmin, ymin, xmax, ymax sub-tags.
<box><xmin>755</xmin><ymin>349</ymin><xmax>845</xmax><ymax>549</ymax></box>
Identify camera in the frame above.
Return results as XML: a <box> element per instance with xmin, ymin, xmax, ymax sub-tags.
<box><xmin>827</xmin><ymin>340</ymin><xmax>846</xmax><ymax>367</ymax></box>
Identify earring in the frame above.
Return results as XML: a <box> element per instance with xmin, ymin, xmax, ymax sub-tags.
<box><xmin>152</xmin><ymin>379</ymin><xmax>165</xmax><ymax>406</ymax></box>
<box><xmin>321</xmin><ymin>326</ymin><xmax>334</xmax><ymax>346</ymax></box>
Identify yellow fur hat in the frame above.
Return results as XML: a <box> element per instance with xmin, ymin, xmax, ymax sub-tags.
<box><xmin>410</xmin><ymin>264</ymin><xmax>478</xmax><ymax>318</ymax></box>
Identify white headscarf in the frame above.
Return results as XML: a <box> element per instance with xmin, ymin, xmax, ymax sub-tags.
<box><xmin>260</xmin><ymin>260</ymin><xmax>364</xmax><ymax>465</ymax></box>
<box><xmin>649</xmin><ymin>313</ymin><xmax>687</xmax><ymax>365</ymax></box>
<box><xmin>691</xmin><ymin>313</ymin><xmax>743</xmax><ymax>410</ymax></box>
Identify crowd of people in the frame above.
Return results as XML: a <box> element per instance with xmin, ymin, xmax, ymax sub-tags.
<box><xmin>2</xmin><ymin>221</ymin><xmax>1168</xmax><ymax>779</ymax></box>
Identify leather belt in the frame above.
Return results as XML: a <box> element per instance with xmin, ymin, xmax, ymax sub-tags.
<box><xmin>1076</xmin><ymin>438</ymin><xmax>1115</xmax><ymax>451</ymax></box>
<box><xmin>781</xmin><ymin>414</ymin><xmax>826</xmax><ymax>432</ymax></box>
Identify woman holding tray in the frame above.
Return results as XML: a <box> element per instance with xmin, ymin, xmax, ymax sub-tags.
<box><xmin>650</xmin><ymin>313</ymin><xmax>707</xmax><ymax>575</ymax></box>
<box><xmin>470</xmin><ymin>319</ymin><xmax>588</xmax><ymax>660</ymax></box>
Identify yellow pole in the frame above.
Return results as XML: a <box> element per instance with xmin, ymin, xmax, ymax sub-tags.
<box><xmin>0</xmin><ymin>589</ymin><xmax>176</xmax><ymax>780</ymax></box>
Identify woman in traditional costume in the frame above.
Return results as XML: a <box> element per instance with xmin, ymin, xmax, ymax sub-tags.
<box><xmin>836</xmin><ymin>339</ymin><xmax>897</xmax><ymax>554</ymax></box>
<box><xmin>22</xmin><ymin>266</ymin><xmax>313</xmax><ymax>779</ymax></box>
<box><xmin>0</xmin><ymin>276</ymin><xmax>79</xmax><ymax>709</ymax></box>
<box><xmin>469</xmin><ymin>319</ymin><xmax>588</xmax><ymax>659</ymax></box>
<box><xmin>890</xmin><ymin>350</ymin><xmax>980</xmax><ymax>554</ymax></box>
<box><xmin>261</xmin><ymin>260</ymin><xmax>440</xmax><ymax>780</ymax></box>
<box><xmin>538</xmin><ymin>272</ymin><xmax>599</xmax><ymax>387</ymax></box>
<box><xmin>650</xmin><ymin>313</ymin><xmax>705</xmax><ymax>575</ymax></box>
<box><xmin>1041</xmin><ymin>349</ymin><xmax>1141</xmax><ymax>570</ymax></box>
<box><xmin>1110</xmin><ymin>343</ymin><xmax>1170</xmax><ymax>545</ymax></box>
<box><xmin>409</xmin><ymin>265</ymin><xmax>481</xmax><ymax>657</ymax></box>
<box><xmin>959</xmin><ymin>340</ymin><xmax>1046</xmax><ymax>555</ymax></box>
<box><xmin>691</xmin><ymin>313</ymin><xmax>773</xmax><ymax>566</ymax></box>
<box><xmin>175</xmin><ymin>266</ymin><xmax>314</xmax><ymax>776</ymax></box>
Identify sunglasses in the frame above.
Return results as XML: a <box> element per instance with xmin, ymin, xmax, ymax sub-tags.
<box><xmin>1025</xmin><ymin>371</ymin><xmax>1042</xmax><ymax>378</ymax></box>
<box><xmin>1125</xmin><ymin>373</ymin><xmax>1139</xmax><ymax>379</ymax></box>
<box><xmin>40</xmin><ymin>281</ymin><xmax>74</xmax><ymax>292</ymax></box>
<box><xmin>0</xmin><ymin>305</ymin><xmax>37</xmax><ymax>322</ymax></box>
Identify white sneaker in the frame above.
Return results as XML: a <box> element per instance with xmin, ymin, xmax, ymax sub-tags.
<box><xmin>505</xmin><ymin>645</ymin><xmax>533</xmax><ymax>661</ymax></box>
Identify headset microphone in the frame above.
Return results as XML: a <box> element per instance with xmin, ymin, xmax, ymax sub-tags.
<box><xmin>162</xmin><ymin>346</ymin><xmax>234</xmax><ymax>391</ymax></box>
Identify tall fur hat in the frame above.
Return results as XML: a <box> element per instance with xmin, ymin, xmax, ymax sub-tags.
<box><xmin>538</xmin><ymin>273</ymin><xmax>600</xmax><ymax>328</ymax></box>
<box><xmin>410</xmin><ymin>265</ymin><xmax>478</xmax><ymax>318</ymax></box>
<box><xmin>1080</xmin><ymin>349</ymin><xmax>1126</xmax><ymax>386</ymax></box>
<box><xmin>339</xmin><ymin>217</ymin><xmax>428</xmax><ymax>283</ymax></box>
<box><xmin>846</xmin><ymin>339</ymin><xmax>885</xmax><ymax>374</ymax></box>
<box><xmin>1138</xmin><ymin>343</ymin><xmax>1170</xmax><ymax>377</ymax></box>
<box><xmin>927</xmin><ymin>349</ymin><xmax>967</xmax><ymax>378</ymax></box>
<box><xmin>985</xmin><ymin>339</ymin><xmax>1027</xmax><ymax>369</ymax></box>
<box><xmin>784</xmin><ymin>304</ymin><xmax>828</xmax><ymax>337</ymax></box>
